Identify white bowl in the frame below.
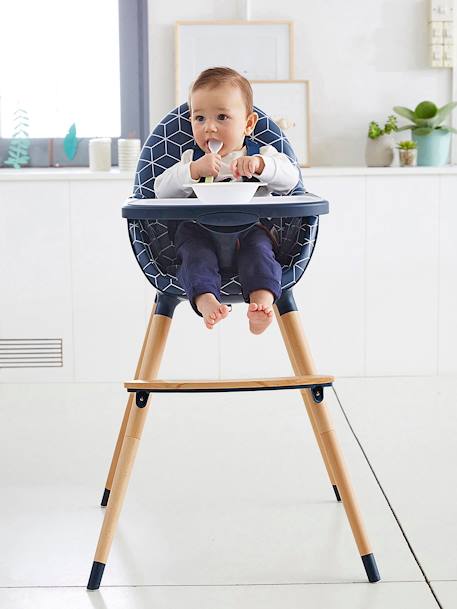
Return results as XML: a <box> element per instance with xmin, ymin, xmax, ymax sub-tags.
<box><xmin>184</xmin><ymin>181</ymin><xmax>267</xmax><ymax>204</ymax></box>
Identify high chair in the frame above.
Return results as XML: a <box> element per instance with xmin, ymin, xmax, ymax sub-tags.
<box><xmin>87</xmin><ymin>104</ymin><xmax>380</xmax><ymax>589</ymax></box>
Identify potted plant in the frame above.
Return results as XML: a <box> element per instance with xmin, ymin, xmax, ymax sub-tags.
<box><xmin>397</xmin><ymin>140</ymin><xmax>417</xmax><ymax>166</ymax></box>
<box><xmin>365</xmin><ymin>115</ymin><xmax>398</xmax><ymax>167</ymax></box>
<box><xmin>393</xmin><ymin>100</ymin><xmax>457</xmax><ymax>166</ymax></box>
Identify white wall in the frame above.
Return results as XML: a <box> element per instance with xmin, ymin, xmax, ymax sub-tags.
<box><xmin>148</xmin><ymin>0</ymin><xmax>451</xmax><ymax>166</ymax></box>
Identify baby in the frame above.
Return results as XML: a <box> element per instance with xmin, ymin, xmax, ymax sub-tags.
<box><xmin>154</xmin><ymin>67</ymin><xmax>299</xmax><ymax>333</ymax></box>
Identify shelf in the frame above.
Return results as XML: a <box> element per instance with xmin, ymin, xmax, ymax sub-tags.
<box><xmin>2</xmin><ymin>165</ymin><xmax>457</xmax><ymax>181</ymax></box>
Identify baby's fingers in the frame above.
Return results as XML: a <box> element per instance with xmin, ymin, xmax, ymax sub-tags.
<box><xmin>241</xmin><ymin>158</ymin><xmax>253</xmax><ymax>178</ymax></box>
<box><xmin>248</xmin><ymin>158</ymin><xmax>256</xmax><ymax>175</ymax></box>
<box><xmin>231</xmin><ymin>159</ymin><xmax>240</xmax><ymax>177</ymax></box>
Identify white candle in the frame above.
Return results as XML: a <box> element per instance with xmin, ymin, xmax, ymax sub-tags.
<box><xmin>89</xmin><ymin>138</ymin><xmax>112</xmax><ymax>171</ymax></box>
<box><xmin>117</xmin><ymin>138</ymin><xmax>141</xmax><ymax>172</ymax></box>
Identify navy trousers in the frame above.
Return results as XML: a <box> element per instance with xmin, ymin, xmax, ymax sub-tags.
<box><xmin>175</xmin><ymin>222</ymin><xmax>282</xmax><ymax>315</ymax></box>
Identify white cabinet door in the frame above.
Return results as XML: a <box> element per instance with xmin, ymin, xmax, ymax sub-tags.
<box><xmin>366</xmin><ymin>176</ymin><xmax>439</xmax><ymax>376</ymax></box>
<box><xmin>70</xmin><ymin>180</ymin><xmax>146</xmax><ymax>382</ymax></box>
<box><xmin>294</xmin><ymin>176</ymin><xmax>366</xmax><ymax>377</ymax></box>
<box><xmin>438</xmin><ymin>175</ymin><xmax>457</xmax><ymax>375</ymax></box>
<box><xmin>0</xmin><ymin>181</ymin><xmax>73</xmax><ymax>382</ymax></box>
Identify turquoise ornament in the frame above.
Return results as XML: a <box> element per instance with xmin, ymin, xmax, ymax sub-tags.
<box><xmin>4</xmin><ymin>108</ymin><xmax>30</xmax><ymax>169</ymax></box>
<box><xmin>63</xmin><ymin>123</ymin><xmax>80</xmax><ymax>160</ymax></box>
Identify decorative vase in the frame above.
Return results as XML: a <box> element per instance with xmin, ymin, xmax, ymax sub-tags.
<box><xmin>89</xmin><ymin>138</ymin><xmax>112</xmax><ymax>171</ymax></box>
<box><xmin>365</xmin><ymin>134</ymin><xmax>394</xmax><ymax>167</ymax></box>
<box><xmin>412</xmin><ymin>129</ymin><xmax>451</xmax><ymax>166</ymax></box>
<box><xmin>398</xmin><ymin>149</ymin><xmax>417</xmax><ymax>167</ymax></box>
<box><xmin>118</xmin><ymin>138</ymin><xmax>141</xmax><ymax>172</ymax></box>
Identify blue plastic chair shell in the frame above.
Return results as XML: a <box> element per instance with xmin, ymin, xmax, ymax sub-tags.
<box><xmin>127</xmin><ymin>103</ymin><xmax>319</xmax><ymax>302</ymax></box>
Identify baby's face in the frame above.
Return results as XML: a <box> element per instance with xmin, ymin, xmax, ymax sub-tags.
<box><xmin>190</xmin><ymin>84</ymin><xmax>257</xmax><ymax>157</ymax></box>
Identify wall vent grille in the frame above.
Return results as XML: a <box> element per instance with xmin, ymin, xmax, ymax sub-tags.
<box><xmin>0</xmin><ymin>339</ymin><xmax>63</xmax><ymax>368</ymax></box>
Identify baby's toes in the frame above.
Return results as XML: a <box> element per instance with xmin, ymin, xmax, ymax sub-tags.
<box><xmin>214</xmin><ymin>311</ymin><xmax>225</xmax><ymax>324</ymax></box>
<box><xmin>248</xmin><ymin>302</ymin><xmax>258</xmax><ymax>312</ymax></box>
<box><xmin>219</xmin><ymin>305</ymin><xmax>230</xmax><ymax>318</ymax></box>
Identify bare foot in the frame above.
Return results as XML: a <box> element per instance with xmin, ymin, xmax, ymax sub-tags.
<box><xmin>195</xmin><ymin>293</ymin><xmax>231</xmax><ymax>330</ymax></box>
<box><xmin>247</xmin><ymin>302</ymin><xmax>274</xmax><ymax>334</ymax></box>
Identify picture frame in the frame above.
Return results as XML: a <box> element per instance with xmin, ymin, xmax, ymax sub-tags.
<box><xmin>250</xmin><ymin>80</ymin><xmax>311</xmax><ymax>167</ymax></box>
<box><xmin>175</xmin><ymin>20</ymin><xmax>295</xmax><ymax>105</ymax></box>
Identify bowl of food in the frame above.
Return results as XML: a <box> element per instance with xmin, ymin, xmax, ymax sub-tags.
<box><xmin>184</xmin><ymin>181</ymin><xmax>267</xmax><ymax>204</ymax></box>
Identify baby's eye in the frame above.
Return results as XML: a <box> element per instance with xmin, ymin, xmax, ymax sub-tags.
<box><xmin>194</xmin><ymin>115</ymin><xmax>205</xmax><ymax>122</ymax></box>
<box><xmin>217</xmin><ymin>114</ymin><xmax>229</xmax><ymax>121</ymax></box>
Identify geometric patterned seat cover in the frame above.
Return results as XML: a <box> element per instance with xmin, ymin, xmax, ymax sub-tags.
<box><xmin>129</xmin><ymin>103</ymin><xmax>319</xmax><ymax>301</ymax></box>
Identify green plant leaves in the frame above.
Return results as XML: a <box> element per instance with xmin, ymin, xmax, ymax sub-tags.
<box><xmin>414</xmin><ymin>101</ymin><xmax>438</xmax><ymax>119</ymax></box>
<box><xmin>439</xmin><ymin>126</ymin><xmax>457</xmax><ymax>134</ymax></box>
<box><xmin>368</xmin><ymin>121</ymin><xmax>383</xmax><ymax>139</ymax></box>
<box><xmin>397</xmin><ymin>140</ymin><xmax>417</xmax><ymax>149</ymax></box>
<box><xmin>393</xmin><ymin>106</ymin><xmax>415</xmax><ymax>121</ymax></box>
<box><xmin>384</xmin><ymin>115</ymin><xmax>398</xmax><ymax>134</ymax></box>
<box><xmin>412</xmin><ymin>117</ymin><xmax>434</xmax><ymax>127</ymax></box>
<box><xmin>367</xmin><ymin>116</ymin><xmax>398</xmax><ymax>138</ymax></box>
<box><xmin>394</xmin><ymin>100</ymin><xmax>457</xmax><ymax>133</ymax></box>
<box><xmin>436</xmin><ymin>101</ymin><xmax>457</xmax><ymax>123</ymax></box>
<box><xmin>414</xmin><ymin>127</ymin><xmax>434</xmax><ymax>136</ymax></box>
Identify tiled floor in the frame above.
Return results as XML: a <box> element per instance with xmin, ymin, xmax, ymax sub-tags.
<box><xmin>0</xmin><ymin>377</ymin><xmax>455</xmax><ymax>608</ymax></box>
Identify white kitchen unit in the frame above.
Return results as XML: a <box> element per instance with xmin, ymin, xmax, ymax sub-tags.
<box><xmin>1</xmin><ymin>167</ymin><xmax>456</xmax><ymax>383</ymax></box>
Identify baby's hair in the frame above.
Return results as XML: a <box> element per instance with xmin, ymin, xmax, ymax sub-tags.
<box><xmin>189</xmin><ymin>67</ymin><xmax>253</xmax><ymax>116</ymax></box>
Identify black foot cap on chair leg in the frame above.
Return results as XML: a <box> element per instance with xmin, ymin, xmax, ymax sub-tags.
<box><xmin>87</xmin><ymin>561</ymin><xmax>106</xmax><ymax>590</ymax></box>
<box><xmin>101</xmin><ymin>488</ymin><xmax>110</xmax><ymax>507</ymax></box>
<box><xmin>332</xmin><ymin>484</ymin><xmax>341</xmax><ymax>502</ymax></box>
<box><xmin>361</xmin><ymin>553</ymin><xmax>381</xmax><ymax>582</ymax></box>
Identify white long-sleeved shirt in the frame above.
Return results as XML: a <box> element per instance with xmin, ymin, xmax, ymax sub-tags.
<box><xmin>154</xmin><ymin>145</ymin><xmax>300</xmax><ymax>199</ymax></box>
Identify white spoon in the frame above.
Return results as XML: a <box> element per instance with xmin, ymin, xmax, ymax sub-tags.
<box><xmin>205</xmin><ymin>139</ymin><xmax>223</xmax><ymax>183</ymax></box>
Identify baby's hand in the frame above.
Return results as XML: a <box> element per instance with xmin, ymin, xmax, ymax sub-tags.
<box><xmin>231</xmin><ymin>155</ymin><xmax>265</xmax><ymax>179</ymax></box>
<box><xmin>190</xmin><ymin>153</ymin><xmax>221</xmax><ymax>180</ymax></box>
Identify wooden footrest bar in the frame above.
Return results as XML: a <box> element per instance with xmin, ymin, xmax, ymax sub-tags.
<box><xmin>124</xmin><ymin>375</ymin><xmax>334</xmax><ymax>394</ymax></box>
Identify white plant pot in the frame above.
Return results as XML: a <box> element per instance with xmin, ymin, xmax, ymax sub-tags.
<box><xmin>365</xmin><ymin>134</ymin><xmax>395</xmax><ymax>167</ymax></box>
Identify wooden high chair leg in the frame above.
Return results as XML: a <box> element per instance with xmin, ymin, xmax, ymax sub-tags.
<box><xmin>275</xmin><ymin>290</ymin><xmax>380</xmax><ymax>583</ymax></box>
<box><xmin>100</xmin><ymin>301</ymin><xmax>157</xmax><ymax>507</ymax></box>
<box><xmin>87</xmin><ymin>294</ymin><xmax>179</xmax><ymax>590</ymax></box>
<box><xmin>275</xmin><ymin>309</ymin><xmax>341</xmax><ymax>502</ymax></box>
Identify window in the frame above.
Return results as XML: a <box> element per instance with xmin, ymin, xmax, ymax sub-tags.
<box><xmin>0</xmin><ymin>0</ymin><xmax>149</xmax><ymax>167</ymax></box>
